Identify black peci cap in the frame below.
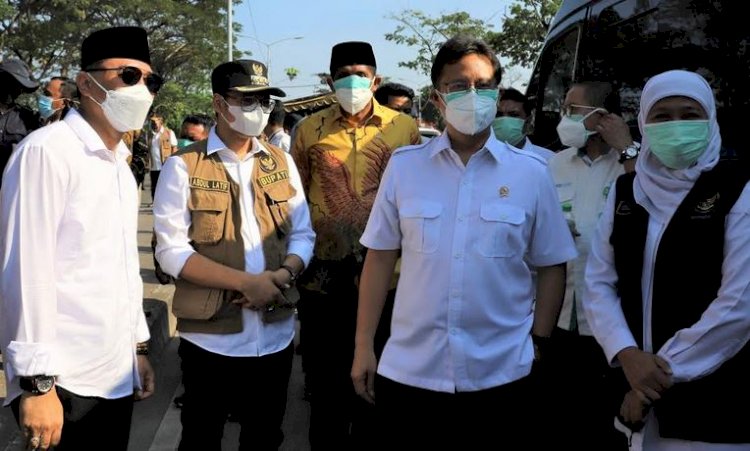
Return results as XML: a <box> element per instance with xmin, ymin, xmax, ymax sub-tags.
<box><xmin>81</xmin><ymin>26</ymin><xmax>151</xmax><ymax>69</ymax></box>
<box><xmin>329</xmin><ymin>41</ymin><xmax>376</xmax><ymax>75</ymax></box>
<box><xmin>211</xmin><ymin>59</ymin><xmax>285</xmax><ymax>97</ymax></box>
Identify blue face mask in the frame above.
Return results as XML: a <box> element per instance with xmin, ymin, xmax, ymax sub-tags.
<box><xmin>37</xmin><ymin>95</ymin><xmax>56</xmax><ymax>119</ymax></box>
<box><xmin>643</xmin><ymin>120</ymin><xmax>710</xmax><ymax>169</ymax></box>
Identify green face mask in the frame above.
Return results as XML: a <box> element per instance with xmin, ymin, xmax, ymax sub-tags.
<box><xmin>492</xmin><ymin>116</ymin><xmax>525</xmax><ymax>146</ymax></box>
<box><xmin>643</xmin><ymin>120</ymin><xmax>710</xmax><ymax>169</ymax></box>
<box><xmin>177</xmin><ymin>138</ymin><xmax>194</xmax><ymax>149</ymax></box>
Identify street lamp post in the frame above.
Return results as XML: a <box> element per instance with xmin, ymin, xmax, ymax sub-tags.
<box><xmin>227</xmin><ymin>0</ymin><xmax>233</xmax><ymax>61</ymax></box>
<box><xmin>244</xmin><ymin>36</ymin><xmax>303</xmax><ymax>74</ymax></box>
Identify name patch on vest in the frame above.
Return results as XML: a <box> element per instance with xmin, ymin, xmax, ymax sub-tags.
<box><xmin>189</xmin><ymin>177</ymin><xmax>229</xmax><ymax>192</ymax></box>
<box><xmin>258</xmin><ymin>170</ymin><xmax>289</xmax><ymax>187</ymax></box>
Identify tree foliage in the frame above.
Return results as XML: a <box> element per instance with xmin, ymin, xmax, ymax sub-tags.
<box><xmin>385</xmin><ymin>9</ymin><xmax>494</xmax><ymax>76</ymax></box>
<box><xmin>489</xmin><ymin>0</ymin><xmax>562</xmax><ymax>68</ymax></box>
<box><xmin>0</xmin><ymin>0</ymin><xmax>243</xmax><ymax>129</ymax></box>
<box><xmin>385</xmin><ymin>1</ymin><xmax>561</xmax><ymax>78</ymax></box>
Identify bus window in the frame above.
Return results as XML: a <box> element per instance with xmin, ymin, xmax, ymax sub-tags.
<box><xmin>529</xmin><ymin>26</ymin><xmax>581</xmax><ymax>150</ymax></box>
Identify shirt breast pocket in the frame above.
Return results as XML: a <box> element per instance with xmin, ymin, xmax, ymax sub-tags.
<box><xmin>188</xmin><ymin>189</ymin><xmax>229</xmax><ymax>245</ymax></box>
<box><xmin>477</xmin><ymin>203</ymin><xmax>526</xmax><ymax>258</ymax></box>
<box><xmin>399</xmin><ymin>200</ymin><xmax>442</xmax><ymax>254</ymax></box>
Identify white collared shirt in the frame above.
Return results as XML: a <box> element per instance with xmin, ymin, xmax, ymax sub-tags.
<box><xmin>0</xmin><ymin>109</ymin><xmax>150</xmax><ymax>404</ymax></box>
<box><xmin>549</xmin><ymin>147</ymin><xmax>624</xmax><ymax>334</ymax></box>
<box><xmin>361</xmin><ymin>130</ymin><xmax>577</xmax><ymax>393</ymax></box>
<box><xmin>584</xmin><ymin>181</ymin><xmax>750</xmax><ymax>382</ymax></box>
<box><xmin>267</xmin><ymin>128</ymin><xmax>291</xmax><ymax>153</ymax></box>
<box><xmin>154</xmin><ymin>127</ymin><xmax>315</xmax><ymax>357</ymax></box>
<box><xmin>149</xmin><ymin>126</ymin><xmax>177</xmax><ymax>171</ymax></box>
<box><xmin>522</xmin><ymin>138</ymin><xmax>556</xmax><ymax>162</ymax></box>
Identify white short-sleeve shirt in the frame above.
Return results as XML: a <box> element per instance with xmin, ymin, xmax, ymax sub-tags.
<box><xmin>361</xmin><ymin>130</ymin><xmax>577</xmax><ymax>393</ymax></box>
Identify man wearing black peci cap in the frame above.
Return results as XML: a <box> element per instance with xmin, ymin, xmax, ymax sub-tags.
<box><xmin>291</xmin><ymin>41</ymin><xmax>420</xmax><ymax>450</ymax></box>
<box><xmin>152</xmin><ymin>59</ymin><xmax>315</xmax><ymax>450</ymax></box>
<box><xmin>0</xmin><ymin>26</ymin><xmax>159</xmax><ymax>450</ymax></box>
<box><xmin>0</xmin><ymin>58</ymin><xmax>40</xmax><ymax>187</ymax></box>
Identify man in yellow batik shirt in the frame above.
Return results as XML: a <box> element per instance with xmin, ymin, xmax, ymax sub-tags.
<box><xmin>291</xmin><ymin>40</ymin><xmax>419</xmax><ymax>450</ymax></box>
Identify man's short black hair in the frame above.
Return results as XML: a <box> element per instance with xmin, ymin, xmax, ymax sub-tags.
<box><xmin>573</xmin><ymin>81</ymin><xmax>622</xmax><ymax>115</ymax></box>
<box><xmin>182</xmin><ymin>113</ymin><xmax>214</xmax><ymax>129</ymax></box>
<box><xmin>499</xmin><ymin>88</ymin><xmax>531</xmax><ymax>116</ymax></box>
<box><xmin>268</xmin><ymin>100</ymin><xmax>285</xmax><ymax>126</ymax></box>
<box><xmin>284</xmin><ymin>113</ymin><xmax>303</xmax><ymax>132</ymax></box>
<box><xmin>374</xmin><ymin>82</ymin><xmax>415</xmax><ymax>105</ymax></box>
<box><xmin>431</xmin><ymin>35</ymin><xmax>502</xmax><ymax>88</ymax></box>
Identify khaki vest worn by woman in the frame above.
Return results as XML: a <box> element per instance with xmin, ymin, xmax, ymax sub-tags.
<box><xmin>172</xmin><ymin>140</ymin><xmax>298</xmax><ymax>334</ymax></box>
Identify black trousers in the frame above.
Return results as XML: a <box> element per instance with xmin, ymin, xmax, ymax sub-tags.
<box><xmin>376</xmin><ymin>373</ymin><xmax>535</xmax><ymax>450</ymax></box>
<box><xmin>177</xmin><ymin>338</ymin><xmax>294</xmax><ymax>451</ymax></box>
<box><xmin>11</xmin><ymin>386</ymin><xmax>133</xmax><ymax>451</ymax></box>
<box><xmin>301</xmin><ymin>285</ymin><xmax>394</xmax><ymax>451</ymax></box>
<box><xmin>149</xmin><ymin>170</ymin><xmax>160</xmax><ymax>201</ymax></box>
<box><xmin>548</xmin><ymin>327</ymin><xmax>629</xmax><ymax>450</ymax></box>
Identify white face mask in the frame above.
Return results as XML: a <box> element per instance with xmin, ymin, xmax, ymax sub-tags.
<box><xmin>220</xmin><ymin>99</ymin><xmax>270</xmax><ymax>137</ymax></box>
<box><xmin>333</xmin><ymin>75</ymin><xmax>374</xmax><ymax>114</ymax></box>
<box><xmin>440</xmin><ymin>89</ymin><xmax>498</xmax><ymax>136</ymax></box>
<box><xmin>86</xmin><ymin>73</ymin><xmax>153</xmax><ymax>133</ymax></box>
<box><xmin>556</xmin><ymin>108</ymin><xmax>604</xmax><ymax>149</ymax></box>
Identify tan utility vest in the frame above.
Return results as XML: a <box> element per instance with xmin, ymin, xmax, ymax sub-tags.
<box><xmin>157</xmin><ymin>128</ymin><xmax>174</xmax><ymax>164</ymax></box>
<box><xmin>171</xmin><ymin>139</ymin><xmax>298</xmax><ymax>334</ymax></box>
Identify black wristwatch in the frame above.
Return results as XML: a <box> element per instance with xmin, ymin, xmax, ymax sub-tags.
<box><xmin>618</xmin><ymin>142</ymin><xmax>641</xmax><ymax>164</ymax></box>
<box><xmin>19</xmin><ymin>375</ymin><xmax>56</xmax><ymax>395</ymax></box>
<box><xmin>280</xmin><ymin>264</ymin><xmax>299</xmax><ymax>283</ymax></box>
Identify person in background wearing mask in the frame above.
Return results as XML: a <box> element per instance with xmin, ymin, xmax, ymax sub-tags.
<box><xmin>0</xmin><ymin>26</ymin><xmax>158</xmax><ymax>450</ymax></box>
<box><xmin>38</xmin><ymin>76</ymin><xmax>79</xmax><ymax>125</ymax></box>
<box><xmin>177</xmin><ymin>113</ymin><xmax>213</xmax><ymax>149</ymax></box>
<box><xmin>263</xmin><ymin>100</ymin><xmax>291</xmax><ymax>152</ymax></box>
<box><xmin>291</xmin><ymin>41</ymin><xmax>420</xmax><ymax>450</ymax></box>
<box><xmin>493</xmin><ymin>87</ymin><xmax>555</xmax><ymax>161</ymax></box>
<box><xmin>351</xmin><ymin>35</ymin><xmax>577</xmax><ymax>449</ymax></box>
<box><xmin>153</xmin><ymin>59</ymin><xmax>315</xmax><ymax>451</ymax></box>
<box><xmin>584</xmin><ymin>69</ymin><xmax>750</xmax><ymax>450</ymax></box>
<box><xmin>547</xmin><ymin>80</ymin><xmax>635</xmax><ymax>449</ymax></box>
<box><xmin>0</xmin><ymin>58</ymin><xmax>39</xmax><ymax>186</ymax></box>
<box><xmin>374</xmin><ymin>82</ymin><xmax>415</xmax><ymax>115</ymax></box>
<box><xmin>147</xmin><ymin>109</ymin><xmax>177</xmax><ymax>202</ymax></box>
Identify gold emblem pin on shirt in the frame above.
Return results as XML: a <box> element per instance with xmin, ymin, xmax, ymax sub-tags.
<box><xmin>499</xmin><ymin>186</ymin><xmax>510</xmax><ymax>197</ymax></box>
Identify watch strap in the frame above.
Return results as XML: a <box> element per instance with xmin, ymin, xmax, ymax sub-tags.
<box><xmin>280</xmin><ymin>264</ymin><xmax>298</xmax><ymax>283</ymax></box>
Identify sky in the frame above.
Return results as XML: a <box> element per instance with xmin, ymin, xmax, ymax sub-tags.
<box><xmin>233</xmin><ymin>0</ymin><xmax>528</xmax><ymax>101</ymax></box>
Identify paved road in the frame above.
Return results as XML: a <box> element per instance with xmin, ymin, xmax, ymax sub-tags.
<box><xmin>0</xmin><ymin>183</ymin><xmax>312</xmax><ymax>451</ymax></box>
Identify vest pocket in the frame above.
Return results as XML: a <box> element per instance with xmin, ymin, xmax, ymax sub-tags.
<box><xmin>264</xmin><ymin>183</ymin><xmax>296</xmax><ymax>237</ymax></box>
<box><xmin>477</xmin><ymin>203</ymin><xmax>525</xmax><ymax>257</ymax></box>
<box><xmin>188</xmin><ymin>189</ymin><xmax>229</xmax><ymax>244</ymax></box>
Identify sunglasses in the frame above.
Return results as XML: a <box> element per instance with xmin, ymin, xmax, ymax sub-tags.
<box><xmin>223</xmin><ymin>95</ymin><xmax>276</xmax><ymax>114</ymax></box>
<box><xmin>87</xmin><ymin>65</ymin><xmax>164</xmax><ymax>94</ymax></box>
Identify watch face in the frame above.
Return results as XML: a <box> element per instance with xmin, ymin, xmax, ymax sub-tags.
<box><xmin>36</xmin><ymin>377</ymin><xmax>55</xmax><ymax>393</ymax></box>
<box><xmin>627</xmin><ymin>148</ymin><xmax>638</xmax><ymax>157</ymax></box>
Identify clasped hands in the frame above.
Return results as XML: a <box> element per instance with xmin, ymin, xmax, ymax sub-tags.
<box><xmin>617</xmin><ymin>347</ymin><xmax>674</xmax><ymax>425</ymax></box>
<box><xmin>232</xmin><ymin>269</ymin><xmax>293</xmax><ymax>311</ymax></box>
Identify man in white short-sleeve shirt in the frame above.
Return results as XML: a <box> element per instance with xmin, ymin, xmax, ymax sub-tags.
<box><xmin>350</xmin><ymin>36</ymin><xmax>577</xmax><ymax>450</ymax></box>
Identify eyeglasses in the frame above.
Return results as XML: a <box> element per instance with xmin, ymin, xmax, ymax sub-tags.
<box><xmin>441</xmin><ymin>80</ymin><xmax>498</xmax><ymax>94</ymax></box>
<box><xmin>224</xmin><ymin>95</ymin><xmax>276</xmax><ymax>113</ymax></box>
<box><xmin>560</xmin><ymin>103</ymin><xmax>600</xmax><ymax>117</ymax></box>
<box><xmin>86</xmin><ymin>66</ymin><xmax>164</xmax><ymax>94</ymax></box>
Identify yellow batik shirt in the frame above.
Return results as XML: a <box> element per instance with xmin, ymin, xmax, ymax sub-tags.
<box><xmin>291</xmin><ymin>100</ymin><xmax>420</xmax><ymax>292</ymax></box>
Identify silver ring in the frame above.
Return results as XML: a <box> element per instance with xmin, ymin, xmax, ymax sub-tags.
<box><xmin>29</xmin><ymin>436</ymin><xmax>41</xmax><ymax>448</ymax></box>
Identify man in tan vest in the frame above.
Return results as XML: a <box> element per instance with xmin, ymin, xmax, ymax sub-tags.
<box><xmin>147</xmin><ymin>109</ymin><xmax>177</xmax><ymax>202</ymax></box>
<box><xmin>153</xmin><ymin>59</ymin><xmax>315</xmax><ymax>451</ymax></box>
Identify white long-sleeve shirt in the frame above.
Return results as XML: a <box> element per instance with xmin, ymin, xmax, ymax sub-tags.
<box><xmin>153</xmin><ymin>127</ymin><xmax>315</xmax><ymax>357</ymax></box>
<box><xmin>0</xmin><ymin>109</ymin><xmax>150</xmax><ymax>405</ymax></box>
<box><xmin>584</xmin><ymin>181</ymin><xmax>750</xmax><ymax>382</ymax></box>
